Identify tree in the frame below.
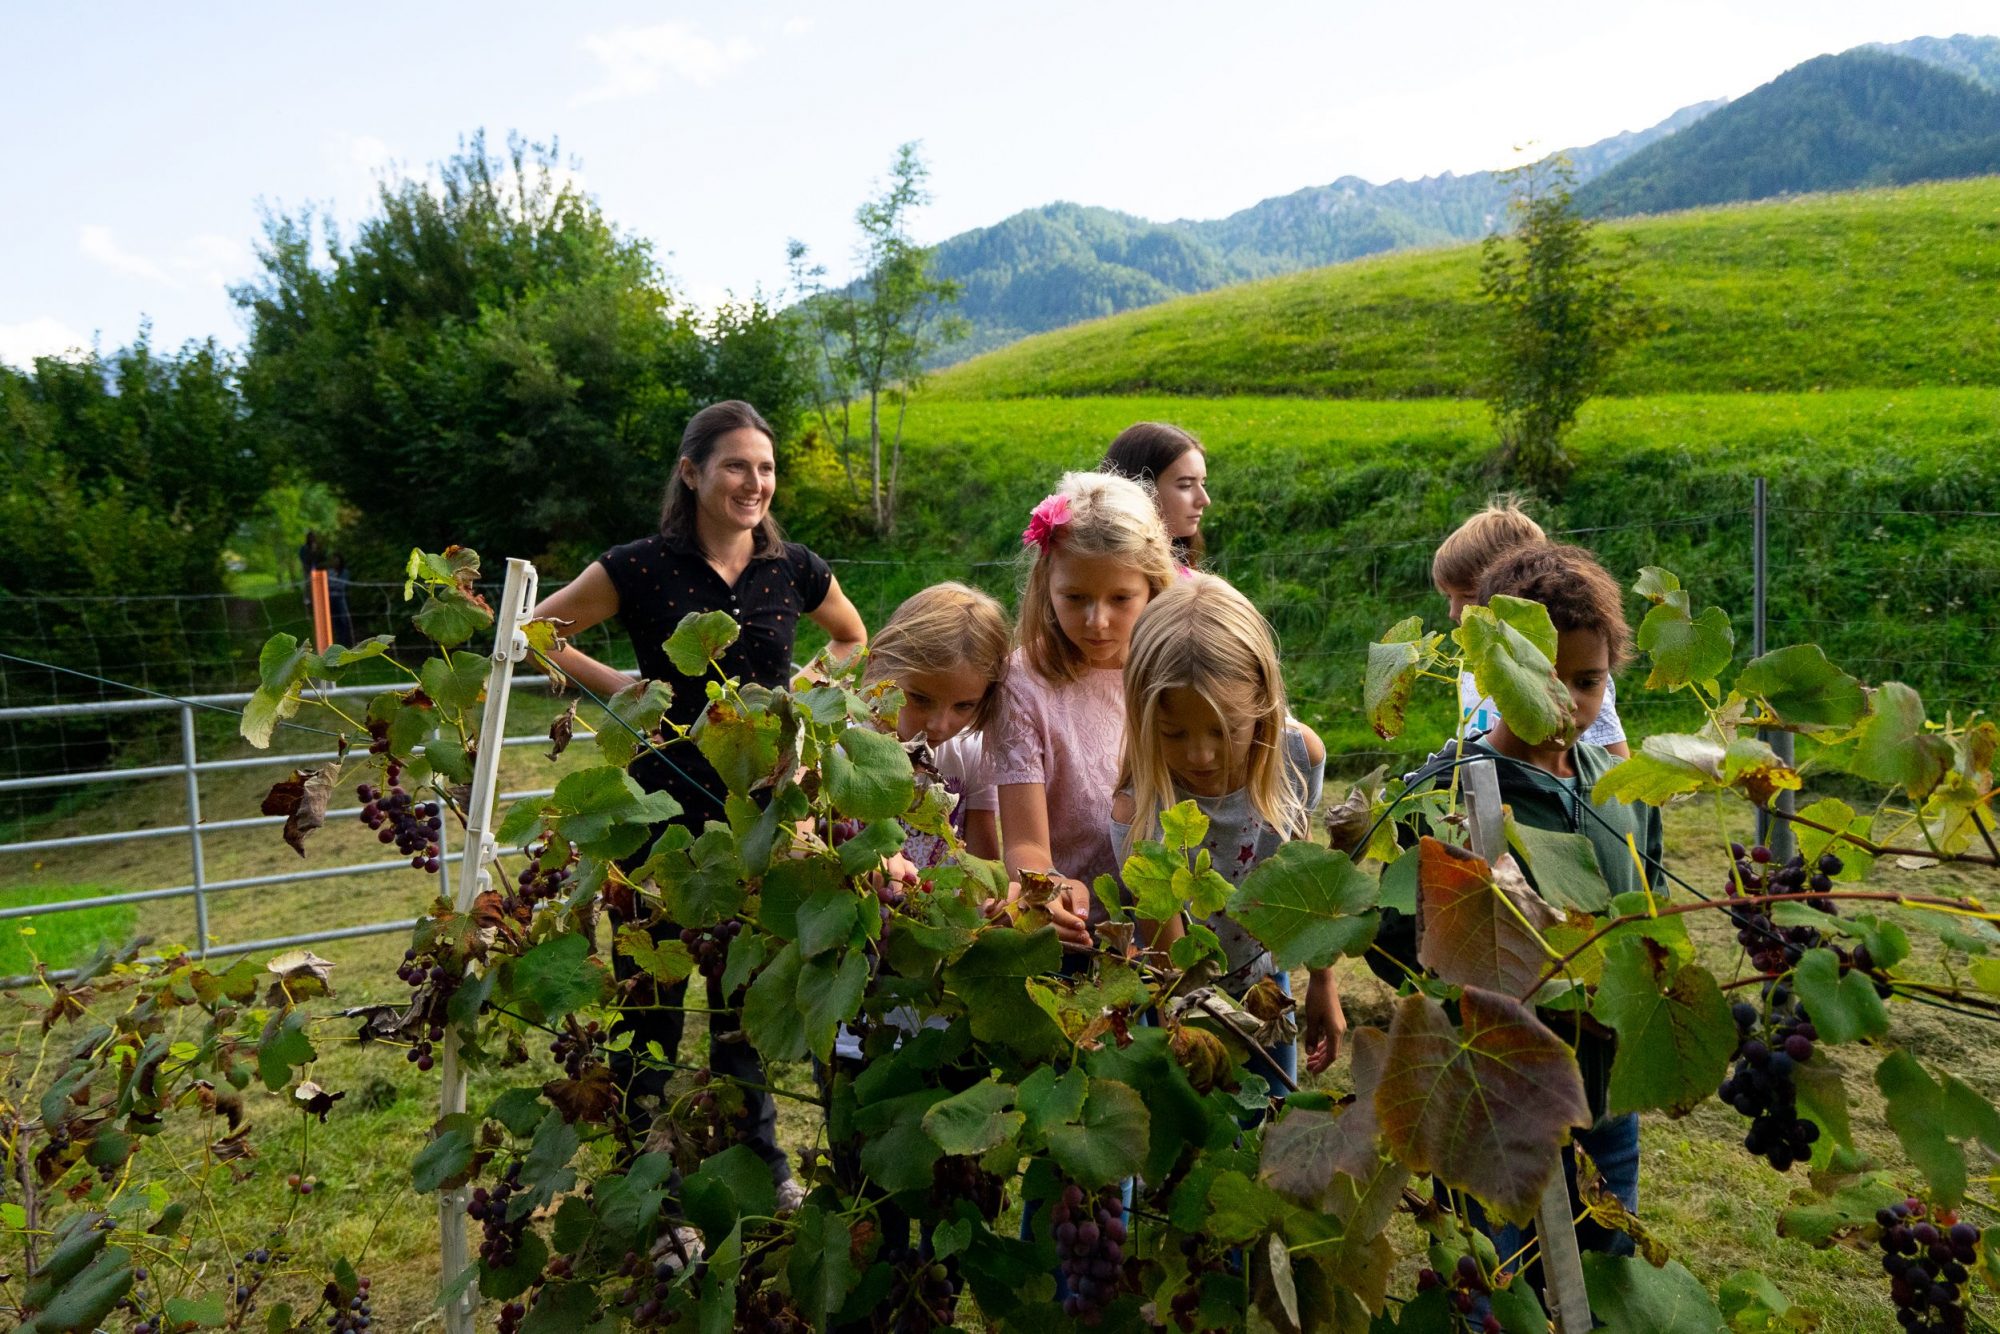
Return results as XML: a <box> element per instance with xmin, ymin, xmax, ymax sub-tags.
<box><xmin>233</xmin><ymin>131</ymin><xmax>810</xmax><ymax>569</ymax></box>
<box><xmin>790</xmin><ymin>142</ymin><xmax>966</xmax><ymax>535</ymax></box>
<box><xmin>1479</xmin><ymin>154</ymin><xmax>1647</xmax><ymax>492</ymax></box>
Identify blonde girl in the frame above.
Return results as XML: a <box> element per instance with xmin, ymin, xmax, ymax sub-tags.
<box><xmin>1110</xmin><ymin>574</ymin><xmax>1345</xmax><ymax>1077</ymax></box>
<box><xmin>860</xmin><ymin>583</ymin><xmax>1011</xmax><ymax>867</ymax></box>
<box><xmin>992</xmin><ymin>472</ymin><xmax>1178</xmax><ymax>950</ymax></box>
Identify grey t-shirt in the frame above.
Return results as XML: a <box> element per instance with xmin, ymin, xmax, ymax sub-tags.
<box><xmin>1109</xmin><ymin>727</ymin><xmax>1325</xmax><ymax>993</ymax></box>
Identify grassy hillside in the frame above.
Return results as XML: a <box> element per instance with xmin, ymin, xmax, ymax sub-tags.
<box><xmin>789</xmin><ymin>389</ymin><xmax>1999</xmax><ymax>762</ymax></box>
<box><xmin>929</xmin><ymin>178</ymin><xmax>2000</xmax><ymax>400</ymax></box>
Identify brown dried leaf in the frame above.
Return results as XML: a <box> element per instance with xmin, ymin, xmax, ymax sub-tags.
<box><xmin>210</xmin><ymin>1126</ymin><xmax>257</xmax><ymax>1163</ymax></box>
<box><xmin>282</xmin><ymin>765</ymin><xmax>337</xmax><ymax>856</ymax></box>
<box><xmin>548</xmin><ymin>702</ymin><xmax>577</xmax><ymax>760</ymax></box>
<box><xmin>265</xmin><ymin>949</ymin><xmax>337</xmax><ymax>1001</ymax></box>
<box><xmin>294</xmin><ymin>1080</ymin><xmax>346</xmax><ymax>1123</ymax></box>
<box><xmin>1094</xmin><ymin>921</ymin><xmax>1136</xmax><ymax>957</ymax></box>
<box><xmin>543</xmin><ymin>1063</ymin><xmax>619</xmax><ymax>1124</ymax></box>
<box><xmin>1416</xmin><ymin>838</ymin><xmax>1557</xmax><ymax>998</ymax></box>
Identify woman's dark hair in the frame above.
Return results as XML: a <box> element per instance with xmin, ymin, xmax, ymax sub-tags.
<box><xmin>659</xmin><ymin>400</ymin><xmax>787</xmax><ymax>557</ymax></box>
<box><xmin>1102</xmin><ymin>421</ymin><xmax>1205</xmax><ymax>562</ymax></box>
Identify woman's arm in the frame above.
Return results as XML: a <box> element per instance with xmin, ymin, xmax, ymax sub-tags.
<box><xmin>807</xmin><ymin>575</ymin><xmax>868</xmax><ymax>664</ymax></box>
<box><xmin>962</xmin><ymin>809</ymin><xmax>1001</xmax><ymax>863</ymax></box>
<box><xmin>997</xmin><ymin>782</ymin><xmax>1092</xmax><ymax>950</ymax></box>
<box><xmin>530</xmin><ymin>563</ymin><xmax>641</xmax><ymax>698</ymax></box>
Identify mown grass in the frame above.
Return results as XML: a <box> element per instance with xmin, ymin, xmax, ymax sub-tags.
<box><xmin>929</xmin><ymin>177</ymin><xmax>2000</xmax><ymax>400</ymax></box>
<box><xmin>0</xmin><ymin>886</ymin><xmax>137</xmax><ymax>977</ymax></box>
<box><xmin>789</xmin><ymin>387</ymin><xmax>2000</xmax><ymax>767</ymax></box>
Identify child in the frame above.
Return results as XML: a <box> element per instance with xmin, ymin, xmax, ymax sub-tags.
<box><xmin>1432</xmin><ymin>500</ymin><xmax>1631</xmax><ymax>758</ymax></box>
<box><xmin>992</xmin><ymin>472</ymin><xmax>1178</xmax><ymax>951</ymax></box>
<box><xmin>1109</xmin><ymin>575</ymin><xmax>1346</xmax><ymax>1080</ymax></box>
<box><xmin>860</xmin><ymin>582</ymin><xmax>1011</xmax><ymax>869</ymax></box>
<box><xmin>1462</xmin><ymin>541</ymin><xmax>1663</xmax><ymax>1265</ymax></box>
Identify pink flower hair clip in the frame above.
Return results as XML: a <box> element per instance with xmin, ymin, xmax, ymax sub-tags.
<box><xmin>1021</xmin><ymin>493</ymin><xmax>1071</xmax><ymax>552</ymax></box>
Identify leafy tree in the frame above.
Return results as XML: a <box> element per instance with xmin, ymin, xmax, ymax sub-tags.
<box><xmin>233</xmin><ymin>131</ymin><xmax>810</xmax><ymax>568</ymax></box>
<box><xmin>1479</xmin><ymin>155</ymin><xmax>1647</xmax><ymax>491</ymax></box>
<box><xmin>789</xmin><ymin>142</ymin><xmax>966</xmax><ymax>534</ymax></box>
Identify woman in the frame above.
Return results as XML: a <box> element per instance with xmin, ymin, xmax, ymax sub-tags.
<box><xmin>533</xmin><ymin>399</ymin><xmax>866</xmax><ymax>1191</ymax></box>
<box><xmin>1102</xmin><ymin>421</ymin><xmax>1210</xmax><ymax>566</ymax></box>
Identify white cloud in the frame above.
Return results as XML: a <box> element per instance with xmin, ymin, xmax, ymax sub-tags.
<box><xmin>575</xmin><ymin>23</ymin><xmax>756</xmax><ymax>103</ymax></box>
<box><xmin>0</xmin><ymin>318</ymin><xmax>91</xmax><ymax>369</ymax></box>
<box><xmin>79</xmin><ymin>225</ymin><xmax>175</xmax><ymax>284</ymax></box>
<box><xmin>779</xmin><ymin>16</ymin><xmax>814</xmax><ymax>36</ymax></box>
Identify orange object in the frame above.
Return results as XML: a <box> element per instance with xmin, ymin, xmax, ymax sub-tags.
<box><xmin>310</xmin><ymin>568</ymin><xmax>333</xmax><ymax>652</ymax></box>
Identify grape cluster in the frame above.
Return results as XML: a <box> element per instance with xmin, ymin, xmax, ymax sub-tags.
<box><xmin>1878</xmin><ymin>1198</ymin><xmax>1975</xmax><ymax>1331</ymax></box>
<box><xmin>679</xmin><ymin>919</ymin><xmax>743</xmax><ymax>983</ymax></box>
<box><xmin>1724</xmin><ymin>842</ymin><xmax>1847</xmax><ymax>965</ymax></box>
<box><xmin>394</xmin><ymin>946</ymin><xmax>456</xmax><ymax>1071</ymax></box>
<box><xmin>1415</xmin><ymin>1254</ymin><xmax>1504</xmax><ymax>1333</ymax></box>
<box><xmin>358</xmin><ymin>773</ymin><xmax>443</xmax><ymax>874</ymax></box>
<box><xmin>740</xmin><ymin>1286</ymin><xmax>806</xmax><ymax>1332</ymax></box>
<box><xmin>1167</xmin><ymin>1238</ymin><xmax>1221</xmax><ymax>1332</ymax></box>
<box><xmin>880</xmin><ymin>1249</ymin><xmax>958</xmax><ymax>1331</ymax></box>
<box><xmin>512</xmin><ymin>840</ymin><xmax>576</xmax><ymax>907</ymax></box>
<box><xmin>327</xmin><ymin>1275</ymin><xmax>373</xmax><ymax>1332</ymax></box>
<box><xmin>1719</xmin><ymin>997</ymin><xmax>1821</xmax><ymax>1171</ymax></box>
<box><xmin>930</xmin><ymin>1154</ymin><xmax>1006</xmax><ymax>1221</ymax></box>
<box><xmin>616</xmin><ymin>1245</ymin><xmax>697</xmax><ymax>1328</ymax></box>
<box><xmin>549</xmin><ymin>1019</ymin><xmax>604</xmax><ymax>1079</ymax></box>
<box><xmin>1052</xmin><ymin>1181</ymin><xmax>1127</xmax><ymax>1324</ymax></box>
<box><xmin>467</xmin><ymin>1163</ymin><xmax>529</xmax><ymax>1268</ymax></box>
<box><xmin>684</xmin><ymin>1068</ymin><xmax>748</xmax><ymax>1156</ymax></box>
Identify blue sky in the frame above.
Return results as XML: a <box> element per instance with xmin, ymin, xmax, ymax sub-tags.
<box><xmin>2</xmin><ymin>0</ymin><xmax>1993</xmax><ymax>367</ymax></box>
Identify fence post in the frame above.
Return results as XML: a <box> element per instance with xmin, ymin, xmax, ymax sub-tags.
<box><xmin>180</xmin><ymin>705</ymin><xmax>209</xmax><ymax>958</ymax></box>
<box><xmin>1464</xmin><ymin>760</ymin><xmax>1592</xmax><ymax>1333</ymax></box>
<box><xmin>436</xmin><ymin>557</ymin><xmax>539</xmax><ymax>1334</ymax></box>
<box><xmin>1751</xmin><ymin>479</ymin><xmax>1797</xmax><ymax>860</ymax></box>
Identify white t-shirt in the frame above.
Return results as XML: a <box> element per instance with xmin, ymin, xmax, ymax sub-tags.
<box><xmin>1458</xmin><ymin>669</ymin><xmax>1625</xmax><ymax>748</ymax></box>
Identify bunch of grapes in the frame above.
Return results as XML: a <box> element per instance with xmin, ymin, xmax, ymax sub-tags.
<box><xmin>614</xmin><ymin>1244</ymin><xmax>700</xmax><ymax>1328</ymax></box>
<box><xmin>327</xmin><ymin>1275</ymin><xmax>373</xmax><ymax>1332</ymax></box>
<box><xmin>740</xmin><ymin>1286</ymin><xmax>806</xmax><ymax>1332</ymax></box>
<box><xmin>1051</xmin><ymin>1180</ymin><xmax>1127</xmax><ymax>1324</ymax></box>
<box><xmin>394</xmin><ymin>945</ymin><xmax>457</xmax><ymax>1071</ymax></box>
<box><xmin>1877</xmin><ymin>1197</ymin><xmax>1975</xmax><ymax>1331</ymax></box>
<box><xmin>1415</xmin><ymin>1255</ymin><xmax>1503</xmax><ymax>1333</ymax></box>
<box><xmin>1718</xmin><ymin>998</ymin><xmax>1821</xmax><ymax>1171</ymax></box>
<box><xmin>1166</xmin><ymin>1237</ymin><xmax>1222</xmax><ymax>1332</ymax></box>
<box><xmin>549</xmin><ymin>1019</ymin><xmax>604</xmax><ymax>1079</ymax></box>
<box><xmin>467</xmin><ymin>1163</ymin><xmax>529</xmax><ymax>1268</ymax></box>
<box><xmin>512</xmin><ymin>840</ymin><xmax>576</xmax><ymax>907</ymax></box>
<box><xmin>879</xmin><ymin>1248</ymin><xmax>958</xmax><ymax>1332</ymax></box>
<box><xmin>679</xmin><ymin>919</ymin><xmax>744</xmax><ymax>982</ymax></box>
<box><xmin>357</xmin><ymin>773</ymin><xmax>443</xmax><ymax>874</ymax></box>
<box><xmin>930</xmin><ymin>1155</ymin><xmax>1006</xmax><ymax>1220</ymax></box>
<box><xmin>683</xmin><ymin>1068</ymin><xmax>749</xmax><ymax>1156</ymax></box>
<box><xmin>1723</xmin><ymin>842</ymin><xmax>1840</xmax><ymax>971</ymax></box>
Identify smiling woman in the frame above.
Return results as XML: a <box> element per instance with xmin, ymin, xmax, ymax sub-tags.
<box><xmin>525</xmin><ymin>398</ymin><xmax>867</xmax><ymax>1190</ymax></box>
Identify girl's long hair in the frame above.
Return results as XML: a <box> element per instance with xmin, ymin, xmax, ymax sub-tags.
<box><xmin>658</xmin><ymin>400</ymin><xmax>787</xmax><ymax>557</ymax></box>
<box><xmin>1102</xmin><ymin>421</ymin><xmax>1205</xmax><ymax>564</ymax></box>
<box><xmin>1116</xmin><ymin>574</ymin><xmax>1306</xmax><ymax>853</ymax></box>
<box><xmin>1018</xmin><ymin>472</ymin><xmax>1177</xmax><ymax>685</ymax></box>
<box><xmin>861</xmin><ymin>583</ymin><xmax>1012</xmax><ymax>736</ymax></box>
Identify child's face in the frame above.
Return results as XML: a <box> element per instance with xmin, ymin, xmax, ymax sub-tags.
<box><xmin>1552</xmin><ymin>628</ymin><xmax>1611</xmax><ymax>744</ymax></box>
<box><xmin>1050</xmin><ymin>550</ymin><xmax>1153</xmax><ymax>669</ymax></box>
<box><xmin>1154</xmin><ymin>449</ymin><xmax>1210</xmax><ymax>541</ymax></box>
<box><xmin>1155</xmin><ymin>687</ymin><xmax>1256</xmax><ymax>797</ymax></box>
<box><xmin>1438</xmin><ymin>581</ymin><xmax>1477</xmax><ymax>623</ymax></box>
<box><xmin>893</xmin><ymin>662</ymin><xmax>990</xmax><ymax>748</ymax></box>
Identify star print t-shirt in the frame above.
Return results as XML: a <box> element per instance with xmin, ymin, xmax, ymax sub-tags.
<box><xmin>1107</xmin><ymin>726</ymin><xmax>1324</xmax><ymax>993</ymax></box>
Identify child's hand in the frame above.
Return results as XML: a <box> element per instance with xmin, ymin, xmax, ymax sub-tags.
<box><xmin>1301</xmin><ymin>972</ymin><xmax>1347</xmax><ymax>1075</ymax></box>
<box><xmin>1048</xmin><ymin>877</ymin><xmax>1095</xmax><ymax>952</ymax></box>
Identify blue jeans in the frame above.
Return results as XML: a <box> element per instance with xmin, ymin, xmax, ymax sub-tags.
<box><xmin>1476</xmin><ymin>1113</ymin><xmax>1641</xmax><ymax>1279</ymax></box>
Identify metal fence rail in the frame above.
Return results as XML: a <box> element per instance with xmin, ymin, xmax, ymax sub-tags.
<box><xmin>0</xmin><ymin>675</ymin><xmax>564</xmax><ymax>987</ymax></box>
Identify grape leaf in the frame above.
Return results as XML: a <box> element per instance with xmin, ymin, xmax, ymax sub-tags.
<box><xmin>410</xmin><ymin>1113</ymin><xmax>477</xmax><ymax>1193</ymax></box>
<box><xmin>1735</xmin><ymin>645</ymin><xmax>1866</xmax><ymax>730</ymax></box>
<box><xmin>922</xmin><ymin>1078</ymin><xmax>1023</xmax><ymax>1156</ymax></box>
<box><xmin>1579</xmin><ymin>1254</ymin><xmax>1727</xmax><ymax>1334</ymax></box>
<box><xmin>1455</xmin><ymin>596</ymin><xmax>1570</xmax><ymax>745</ymax></box>
<box><xmin>741</xmin><ymin>941</ymin><xmax>808</xmax><ymax>1062</ymax></box>
<box><xmin>825</xmin><ymin>724</ymin><xmax>916</xmax><ymax>821</ymax></box>
<box><xmin>1046</xmin><ymin>1078</ymin><xmax>1150</xmax><ymax>1189</ymax></box>
<box><xmin>1016</xmin><ymin>1065</ymin><xmax>1088</xmax><ymax>1139</ymax></box>
<box><xmin>1225</xmin><ymin>841</ymin><xmax>1379</xmax><ymax>970</ymax></box>
<box><xmin>1717</xmin><ymin>1270</ymin><xmax>1813</xmax><ymax>1332</ymax></box>
<box><xmin>1590</xmin><ymin>936</ymin><xmax>1735</xmax><ymax>1118</ymax></box>
<box><xmin>1844</xmin><ymin>682</ymin><xmax>1952</xmax><ymax>800</ymax></box>
<box><xmin>682</xmin><ymin>1144</ymin><xmax>776</xmax><ymax>1242</ymax></box>
<box><xmin>664</xmin><ymin>609</ymin><xmax>741</xmax><ymax>678</ymax></box>
<box><xmin>788</xmin><ymin>1203</ymin><xmax>861</xmax><ymax>1328</ymax></box>
<box><xmin>1790</xmin><ymin>948</ymin><xmax>1887</xmax><ymax>1045</ymax></box>
<box><xmin>595</xmin><ymin>679</ymin><xmax>674</xmax><ymax>766</ymax></box>
<box><xmin>508</xmin><ymin>934</ymin><xmax>612</xmax><ymax>1024</ymax></box>
<box><xmin>1414</xmin><ymin>838</ymin><xmax>1556</xmax><ymax>998</ymax></box>
<box><xmin>1365</xmin><ymin>616</ymin><xmax>1434</xmax><ymax>740</ymax></box>
<box><xmin>941</xmin><ymin>927</ymin><xmax>1067</xmax><ymax>1058</ymax></box>
<box><xmin>1506</xmin><ymin>823</ymin><xmax>1612</xmax><ymax>913</ymax></box>
<box><xmin>413</xmin><ymin>586</ymin><xmax>492</xmax><ymax>648</ymax></box>
<box><xmin>1375</xmin><ymin>987</ymin><xmax>1588</xmax><ymax>1224</ymax></box>
<box><xmin>1636</xmin><ymin>591</ymin><xmax>1734</xmax><ymax>692</ymax></box>
<box><xmin>694</xmin><ymin>698</ymin><xmax>782</xmax><ymax>795</ymax></box>
<box><xmin>798</xmin><ymin>949</ymin><xmax>869</xmax><ymax>1063</ymax></box>
<box><xmin>1790</xmin><ymin>797</ymin><xmax>1876</xmax><ymax>880</ymax></box>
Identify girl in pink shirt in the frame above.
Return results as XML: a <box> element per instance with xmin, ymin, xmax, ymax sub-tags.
<box><xmin>992</xmin><ymin>472</ymin><xmax>1177</xmax><ymax>950</ymax></box>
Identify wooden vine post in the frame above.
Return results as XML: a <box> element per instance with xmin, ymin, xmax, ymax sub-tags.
<box><xmin>437</xmin><ymin>557</ymin><xmax>539</xmax><ymax>1334</ymax></box>
<box><xmin>1462</xmin><ymin>759</ymin><xmax>1592</xmax><ymax>1334</ymax></box>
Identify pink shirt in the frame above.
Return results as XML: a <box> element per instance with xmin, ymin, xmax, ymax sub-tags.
<box><xmin>990</xmin><ymin>650</ymin><xmax>1127</xmax><ymax>892</ymax></box>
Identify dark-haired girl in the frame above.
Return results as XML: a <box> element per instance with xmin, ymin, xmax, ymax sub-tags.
<box><xmin>534</xmin><ymin>400</ymin><xmax>866</xmax><ymax>1191</ymax></box>
<box><xmin>1102</xmin><ymin>421</ymin><xmax>1210</xmax><ymax>566</ymax></box>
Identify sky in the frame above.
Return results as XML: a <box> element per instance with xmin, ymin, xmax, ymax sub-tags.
<box><xmin>3</xmin><ymin>0</ymin><xmax>1994</xmax><ymax>368</ymax></box>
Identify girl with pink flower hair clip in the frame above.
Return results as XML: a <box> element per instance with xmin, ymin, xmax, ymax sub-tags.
<box><xmin>989</xmin><ymin>471</ymin><xmax>1178</xmax><ymax>951</ymax></box>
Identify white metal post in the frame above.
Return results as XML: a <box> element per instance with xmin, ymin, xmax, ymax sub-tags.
<box><xmin>180</xmin><ymin>705</ymin><xmax>209</xmax><ymax>957</ymax></box>
<box><xmin>437</xmin><ymin>557</ymin><xmax>538</xmax><ymax>1334</ymax></box>
<box><xmin>1463</xmin><ymin>759</ymin><xmax>1591</xmax><ymax>1334</ymax></box>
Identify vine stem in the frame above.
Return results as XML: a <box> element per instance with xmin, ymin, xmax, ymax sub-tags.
<box><xmin>1189</xmin><ymin>994</ymin><xmax>1298</xmax><ymax>1095</ymax></box>
<box><xmin>1517</xmin><ymin>888</ymin><xmax>1989</xmax><ymax>1003</ymax></box>
<box><xmin>1769</xmin><ymin>804</ymin><xmax>1999</xmax><ymax>869</ymax></box>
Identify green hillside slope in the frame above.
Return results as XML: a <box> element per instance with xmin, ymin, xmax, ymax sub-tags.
<box><xmin>790</xmin><ymin>389</ymin><xmax>1999</xmax><ymax>760</ymax></box>
<box><xmin>929</xmin><ymin>178</ymin><xmax>2000</xmax><ymax>400</ymax></box>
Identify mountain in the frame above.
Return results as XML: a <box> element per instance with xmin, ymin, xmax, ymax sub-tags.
<box><xmin>1872</xmin><ymin>33</ymin><xmax>2000</xmax><ymax>90</ymax></box>
<box><xmin>926</xmin><ymin>102</ymin><xmax>1722</xmax><ymax>360</ymax></box>
<box><xmin>1575</xmin><ymin>48</ymin><xmax>2000</xmax><ymax>216</ymax></box>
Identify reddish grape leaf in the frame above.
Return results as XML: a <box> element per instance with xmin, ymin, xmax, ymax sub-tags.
<box><xmin>1375</xmin><ymin>987</ymin><xmax>1588</xmax><ymax>1224</ymax></box>
<box><xmin>542</xmin><ymin>1064</ymin><xmax>618</xmax><ymax>1125</ymax></box>
<box><xmin>1415</xmin><ymin>838</ymin><xmax>1557</xmax><ymax>999</ymax></box>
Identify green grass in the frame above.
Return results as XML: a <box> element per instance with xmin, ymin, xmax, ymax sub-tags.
<box><xmin>789</xmin><ymin>387</ymin><xmax>2000</xmax><ymax>766</ymax></box>
<box><xmin>929</xmin><ymin>177</ymin><xmax>2000</xmax><ymax>400</ymax></box>
<box><xmin>0</xmin><ymin>885</ymin><xmax>137</xmax><ymax>976</ymax></box>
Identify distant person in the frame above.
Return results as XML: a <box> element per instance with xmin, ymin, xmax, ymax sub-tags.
<box><xmin>298</xmin><ymin>530</ymin><xmax>325</xmax><ymax>608</ymax></box>
<box><xmin>1102</xmin><ymin>422</ymin><xmax>1209</xmax><ymax>567</ymax></box>
<box><xmin>326</xmin><ymin>554</ymin><xmax>356</xmax><ymax>646</ymax></box>
<box><xmin>530</xmin><ymin>399</ymin><xmax>866</xmax><ymax>1198</ymax></box>
<box><xmin>1432</xmin><ymin>499</ymin><xmax>1631</xmax><ymax>758</ymax></box>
